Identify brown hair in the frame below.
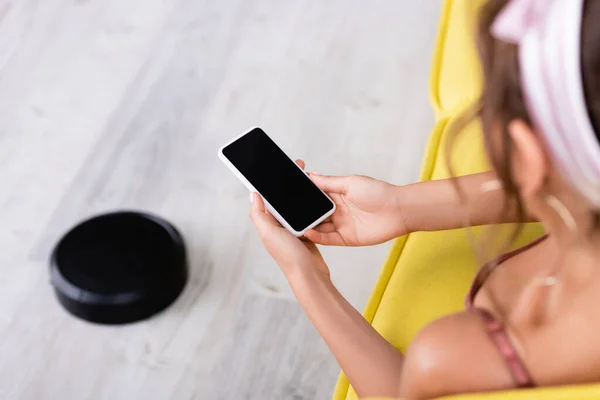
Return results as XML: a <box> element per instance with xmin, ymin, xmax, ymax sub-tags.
<box><xmin>447</xmin><ymin>0</ymin><xmax>600</xmax><ymax>287</ymax></box>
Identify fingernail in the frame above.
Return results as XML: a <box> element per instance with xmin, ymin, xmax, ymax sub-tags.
<box><xmin>311</xmin><ymin>171</ymin><xmax>321</xmax><ymax>176</ymax></box>
<box><xmin>249</xmin><ymin>192</ymin><xmax>254</xmax><ymax>203</ymax></box>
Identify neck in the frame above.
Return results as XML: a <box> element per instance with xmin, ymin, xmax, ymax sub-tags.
<box><xmin>544</xmin><ymin>225</ymin><xmax>600</xmax><ymax>281</ymax></box>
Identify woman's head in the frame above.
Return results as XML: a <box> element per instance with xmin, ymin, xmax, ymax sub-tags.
<box><xmin>476</xmin><ymin>0</ymin><xmax>600</xmax><ymax>238</ymax></box>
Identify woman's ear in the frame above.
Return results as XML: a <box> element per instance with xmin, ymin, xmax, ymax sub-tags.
<box><xmin>507</xmin><ymin>120</ymin><xmax>548</xmax><ymax>197</ymax></box>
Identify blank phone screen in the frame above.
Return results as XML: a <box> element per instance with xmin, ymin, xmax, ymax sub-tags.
<box><xmin>222</xmin><ymin>128</ymin><xmax>334</xmax><ymax>232</ymax></box>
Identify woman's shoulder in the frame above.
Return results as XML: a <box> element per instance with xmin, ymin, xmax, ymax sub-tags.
<box><xmin>398</xmin><ymin>312</ymin><xmax>516</xmax><ymax>399</ymax></box>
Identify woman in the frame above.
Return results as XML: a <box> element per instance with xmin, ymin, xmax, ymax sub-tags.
<box><xmin>250</xmin><ymin>0</ymin><xmax>600</xmax><ymax>398</ymax></box>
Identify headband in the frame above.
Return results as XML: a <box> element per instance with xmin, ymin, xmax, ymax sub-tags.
<box><xmin>492</xmin><ymin>0</ymin><xmax>600</xmax><ymax>207</ymax></box>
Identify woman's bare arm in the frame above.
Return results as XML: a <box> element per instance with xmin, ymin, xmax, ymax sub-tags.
<box><xmin>399</xmin><ymin>171</ymin><xmax>536</xmax><ymax>233</ymax></box>
<box><xmin>289</xmin><ymin>270</ymin><xmax>403</xmax><ymax>398</ymax></box>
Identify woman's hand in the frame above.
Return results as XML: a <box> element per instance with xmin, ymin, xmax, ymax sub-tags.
<box><xmin>249</xmin><ymin>192</ymin><xmax>330</xmax><ymax>280</ymax></box>
<box><xmin>250</xmin><ymin>188</ymin><xmax>405</xmax><ymax>399</ymax></box>
<box><xmin>305</xmin><ymin>172</ymin><xmax>408</xmax><ymax>246</ymax></box>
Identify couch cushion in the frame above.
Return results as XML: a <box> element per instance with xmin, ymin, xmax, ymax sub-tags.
<box><xmin>429</xmin><ymin>0</ymin><xmax>485</xmax><ymax>119</ymax></box>
<box><xmin>364</xmin><ymin>384</ymin><xmax>600</xmax><ymax>400</ymax></box>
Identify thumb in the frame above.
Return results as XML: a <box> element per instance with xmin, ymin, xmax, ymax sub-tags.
<box><xmin>310</xmin><ymin>174</ymin><xmax>349</xmax><ymax>194</ymax></box>
<box><xmin>250</xmin><ymin>193</ymin><xmax>279</xmax><ymax>233</ymax></box>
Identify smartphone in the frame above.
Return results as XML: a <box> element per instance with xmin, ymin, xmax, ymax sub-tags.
<box><xmin>218</xmin><ymin>127</ymin><xmax>336</xmax><ymax>237</ymax></box>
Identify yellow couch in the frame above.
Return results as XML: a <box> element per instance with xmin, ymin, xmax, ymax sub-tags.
<box><xmin>332</xmin><ymin>0</ymin><xmax>600</xmax><ymax>399</ymax></box>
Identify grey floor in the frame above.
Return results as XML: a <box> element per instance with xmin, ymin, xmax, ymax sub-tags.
<box><xmin>0</xmin><ymin>1</ymin><xmax>441</xmax><ymax>399</ymax></box>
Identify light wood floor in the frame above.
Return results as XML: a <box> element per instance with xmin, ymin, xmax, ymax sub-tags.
<box><xmin>0</xmin><ymin>1</ymin><xmax>441</xmax><ymax>399</ymax></box>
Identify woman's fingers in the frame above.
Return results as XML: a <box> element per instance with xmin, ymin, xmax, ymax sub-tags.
<box><xmin>249</xmin><ymin>193</ymin><xmax>280</xmax><ymax>236</ymax></box>
<box><xmin>309</xmin><ymin>174</ymin><xmax>349</xmax><ymax>194</ymax></box>
<box><xmin>250</xmin><ymin>192</ymin><xmax>265</xmax><ymax>212</ymax></box>
<box><xmin>304</xmin><ymin>229</ymin><xmax>346</xmax><ymax>246</ymax></box>
<box><xmin>312</xmin><ymin>222</ymin><xmax>336</xmax><ymax>233</ymax></box>
<box><xmin>295</xmin><ymin>159</ymin><xmax>306</xmax><ymax>170</ymax></box>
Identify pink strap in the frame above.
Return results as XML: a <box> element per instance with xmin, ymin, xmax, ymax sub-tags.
<box><xmin>465</xmin><ymin>235</ymin><xmax>549</xmax><ymax>387</ymax></box>
<box><xmin>475</xmin><ymin>308</ymin><xmax>535</xmax><ymax>388</ymax></box>
<box><xmin>466</xmin><ymin>235</ymin><xmax>549</xmax><ymax>309</ymax></box>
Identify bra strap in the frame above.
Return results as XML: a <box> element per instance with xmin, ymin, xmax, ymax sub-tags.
<box><xmin>475</xmin><ymin>308</ymin><xmax>535</xmax><ymax>388</ymax></box>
